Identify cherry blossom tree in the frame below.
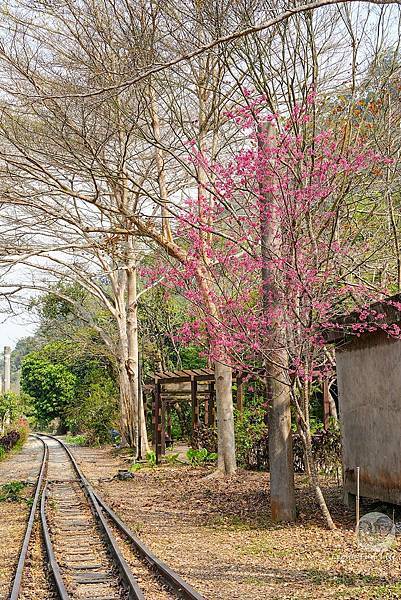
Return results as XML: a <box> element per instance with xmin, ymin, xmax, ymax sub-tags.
<box><xmin>145</xmin><ymin>94</ymin><xmax>397</xmax><ymax>526</ymax></box>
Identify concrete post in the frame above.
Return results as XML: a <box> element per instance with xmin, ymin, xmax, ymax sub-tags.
<box><xmin>4</xmin><ymin>346</ymin><xmax>11</xmax><ymax>392</ymax></box>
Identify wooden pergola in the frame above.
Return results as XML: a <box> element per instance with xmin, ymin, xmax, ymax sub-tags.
<box><xmin>149</xmin><ymin>368</ymin><xmax>245</xmax><ymax>463</ymax></box>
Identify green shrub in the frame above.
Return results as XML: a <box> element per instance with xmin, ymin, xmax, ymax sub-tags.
<box><xmin>65</xmin><ymin>434</ymin><xmax>87</xmax><ymax>446</ymax></box>
<box><xmin>15</xmin><ymin>417</ymin><xmax>30</xmax><ymax>447</ymax></box>
<box><xmin>186</xmin><ymin>447</ymin><xmax>217</xmax><ymax>466</ymax></box>
<box><xmin>21</xmin><ymin>354</ymin><xmax>76</xmax><ymax>427</ymax></box>
<box><xmin>165</xmin><ymin>452</ymin><xmax>180</xmax><ymax>465</ymax></box>
<box><xmin>234</xmin><ymin>406</ymin><xmax>268</xmax><ymax>469</ymax></box>
<box><xmin>129</xmin><ymin>450</ymin><xmax>158</xmax><ymax>472</ymax></box>
<box><xmin>0</xmin><ymin>481</ymin><xmax>26</xmax><ymax>502</ymax></box>
<box><xmin>0</xmin><ymin>446</ymin><xmax>5</xmax><ymax>461</ymax></box>
<box><xmin>66</xmin><ymin>380</ymin><xmax>118</xmax><ymax>445</ymax></box>
<box><xmin>146</xmin><ymin>450</ymin><xmax>157</xmax><ymax>467</ymax></box>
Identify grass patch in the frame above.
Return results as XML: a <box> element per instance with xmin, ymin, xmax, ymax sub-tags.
<box><xmin>241</xmin><ymin>538</ymin><xmax>291</xmax><ymax>558</ymax></box>
<box><xmin>0</xmin><ymin>481</ymin><xmax>27</xmax><ymax>502</ymax></box>
<box><xmin>336</xmin><ymin>582</ymin><xmax>401</xmax><ymax>598</ymax></box>
<box><xmin>65</xmin><ymin>434</ymin><xmax>87</xmax><ymax>446</ymax></box>
<box><xmin>208</xmin><ymin>514</ymin><xmax>263</xmax><ymax>531</ymax></box>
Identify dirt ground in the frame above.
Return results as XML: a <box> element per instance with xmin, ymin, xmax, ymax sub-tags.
<box><xmin>72</xmin><ymin>445</ymin><xmax>401</xmax><ymax>600</ymax></box>
<box><xmin>2</xmin><ymin>439</ymin><xmax>401</xmax><ymax>600</ymax></box>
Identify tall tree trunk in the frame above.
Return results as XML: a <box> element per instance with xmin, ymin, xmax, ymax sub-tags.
<box><xmin>195</xmin><ymin>271</ymin><xmax>237</xmax><ymax>476</ymax></box>
<box><xmin>114</xmin><ymin>264</ymin><xmax>138</xmax><ymax>451</ymax></box>
<box><xmin>126</xmin><ymin>236</ymin><xmax>148</xmax><ymax>457</ymax></box>
<box><xmin>267</xmin><ymin>360</ymin><xmax>296</xmax><ymax>522</ymax></box>
<box><xmin>138</xmin><ymin>386</ymin><xmax>149</xmax><ymax>458</ymax></box>
<box><xmin>193</xmin><ymin>43</ymin><xmax>237</xmax><ymax>476</ymax></box>
<box><xmin>118</xmin><ymin>360</ymin><xmax>137</xmax><ymax>448</ymax></box>
<box><xmin>215</xmin><ymin>360</ymin><xmax>236</xmax><ymax>475</ymax></box>
<box><xmin>258</xmin><ymin>122</ymin><xmax>296</xmax><ymax>522</ymax></box>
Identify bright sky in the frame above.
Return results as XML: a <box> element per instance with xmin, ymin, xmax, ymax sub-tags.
<box><xmin>0</xmin><ymin>314</ymin><xmax>36</xmax><ymax>350</ymax></box>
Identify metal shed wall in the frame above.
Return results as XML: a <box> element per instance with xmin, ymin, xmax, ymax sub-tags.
<box><xmin>337</xmin><ymin>331</ymin><xmax>401</xmax><ymax>505</ymax></box>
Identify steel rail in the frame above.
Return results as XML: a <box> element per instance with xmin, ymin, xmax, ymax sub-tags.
<box><xmin>41</xmin><ymin>433</ymin><xmax>206</xmax><ymax>600</ymax></box>
<box><xmin>93</xmin><ymin>491</ymin><xmax>206</xmax><ymax>600</ymax></box>
<box><xmin>38</xmin><ymin>434</ymin><xmax>144</xmax><ymax>600</ymax></box>
<box><xmin>9</xmin><ymin>434</ymin><xmax>48</xmax><ymax>600</ymax></box>
<box><xmin>40</xmin><ymin>483</ymin><xmax>70</xmax><ymax>599</ymax></box>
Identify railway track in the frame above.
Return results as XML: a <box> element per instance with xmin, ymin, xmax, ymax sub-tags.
<box><xmin>9</xmin><ymin>434</ymin><xmax>205</xmax><ymax>600</ymax></box>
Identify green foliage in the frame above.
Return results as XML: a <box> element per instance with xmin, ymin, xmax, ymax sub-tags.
<box><xmin>234</xmin><ymin>406</ymin><xmax>268</xmax><ymax>468</ymax></box>
<box><xmin>19</xmin><ymin>320</ymin><xmax>118</xmax><ymax>442</ymax></box>
<box><xmin>14</xmin><ymin>419</ymin><xmax>30</xmax><ymax>449</ymax></box>
<box><xmin>0</xmin><ymin>392</ymin><xmax>19</xmax><ymax>429</ymax></box>
<box><xmin>65</xmin><ymin>379</ymin><xmax>118</xmax><ymax>444</ymax></box>
<box><xmin>0</xmin><ymin>392</ymin><xmax>33</xmax><ymax>432</ymax></box>
<box><xmin>186</xmin><ymin>447</ymin><xmax>217</xmax><ymax>466</ymax></box>
<box><xmin>129</xmin><ymin>450</ymin><xmax>157</xmax><ymax>472</ymax></box>
<box><xmin>165</xmin><ymin>452</ymin><xmax>180</xmax><ymax>464</ymax></box>
<box><xmin>0</xmin><ymin>481</ymin><xmax>26</xmax><ymax>502</ymax></box>
<box><xmin>138</xmin><ymin>285</ymin><xmax>207</xmax><ymax>379</ymax></box>
<box><xmin>0</xmin><ymin>446</ymin><xmax>5</xmax><ymax>460</ymax></box>
<box><xmin>21</xmin><ymin>353</ymin><xmax>76</xmax><ymax>427</ymax></box>
<box><xmin>178</xmin><ymin>346</ymin><xmax>207</xmax><ymax>369</ymax></box>
<box><xmin>65</xmin><ymin>434</ymin><xmax>87</xmax><ymax>446</ymax></box>
<box><xmin>130</xmin><ymin>462</ymin><xmax>143</xmax><ymax>472</ymax></box>
<box><xmin>146</xmin><ymin>450</ymin><xmax>157</xmax><ymax>467</ymax></box>
<box><xmin>168</xmin><ymin>403</ymin><xmax>192</xmax><ymax>441</ymax></box>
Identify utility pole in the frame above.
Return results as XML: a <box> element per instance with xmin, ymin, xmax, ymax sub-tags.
<box><xmin>4</xmin><ymin>346</ymin><xmax>11</xmax><ymax>392</ymax></box>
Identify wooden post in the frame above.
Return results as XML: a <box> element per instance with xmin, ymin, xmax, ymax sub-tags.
<box><xmin>161</xmin><ymin>399</ymin><xmax>166</xmax><ymax>455</ymax></box>
<box><xmin>356</xmin><ymin>466</ymin><xmax>360</xmax><ymax>531</ymax></box>
<box><xmin>191</xmin><ymin>377</ymin><xmax>199</xmax><ymax>429</ymax></box>
<box><xmin>167</xmin><ymin>403</ymin><xmax>172</xmax><ymax>439</ymax></box>
<box><xmin>151</xmin><ymin>390</ymin><xmax>156</xmax><ymax>447</ymax></box>
<box><xmin>204</xmin><ymin>393</ymin><xmax>209</xmax><ymax>426</ymax></box>
<box><xmin>154</xmin><ymin>382</ymin><xmax>161</xmax><ymax>464</ymax></box>
<box><xmin>4</xmin><ymin>346</ymin><xmax>11</xmax><ymax>392</ymax></box>
<box><xmin>208</xmin><ymin>382</ymin><xmax>215</xmax><ymax>427</ymax></box>
<box><xmin>138</xmin><ymin>359</ymin><xmax>142</xmax><ymax>459</ymax></box>
<box><xmin>323</xmin><ymin>378</ymin><xmax>330</xmax><ymax>430</ymax></box>
<box><xmin>237</xmin><ymin>375</ymin><xmax>244</xmax><ymax>416</ymax></box>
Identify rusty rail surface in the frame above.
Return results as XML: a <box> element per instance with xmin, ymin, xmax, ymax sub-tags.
<box><xmin>42</xmin><ymin>433</ymin><xmax>205</xmax><ymax>600</ymax></box>
<box><xmin>38</xmin><ymin>433</ymin><xmax>144</xmax><ymax>600</ymax></box>
<box><xmin>40</xmin><ymin>482</ymin><xmax>70</xmax><ymax>599</ymax></box>
<box><xmin>9</xmin><ymin>434</ymin><xmax>48</xmax><ymax>600</ymax></box>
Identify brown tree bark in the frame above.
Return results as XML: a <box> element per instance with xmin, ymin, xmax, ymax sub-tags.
<box><xmin>258</xmin><ymin>122</ymin><xmax>296</xmax><ymax>522</ymax></box>
<box><xmin>215</xmin><ymin>360</ymin><xmax>236</xmax><ymax>475</ymax></box>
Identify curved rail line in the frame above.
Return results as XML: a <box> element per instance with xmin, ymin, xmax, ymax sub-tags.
<box><xmin>39</xmin><ymin>434</ymin><xmax>205</xmax><ymax>600</ymax></box>
<box><xmin>9</xmin><ymin>434</ymin><xmax>48</xmax><ymax>600</ymax></box>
